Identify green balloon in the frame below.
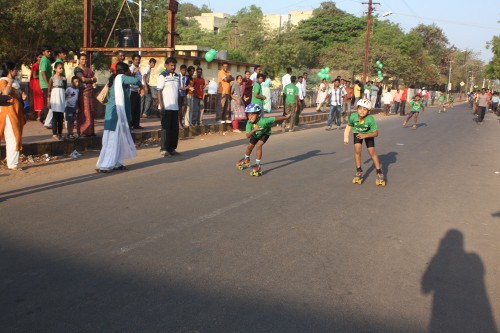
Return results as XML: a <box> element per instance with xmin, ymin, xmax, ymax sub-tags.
<box><xmin>376</xmin><ymin>60</ymin><xmax>381</xmax><ymax>66</ymax></box>
<box><xmin>320</xmin><ymin>68</ymin><xmax>326</xmax><ymax>74</ymax></box>
<box><xmin>378</xmin><ymin>63</ymin><xmax>383</xmax><ymax>69</ymax></box>
<box><xmin>378</xmin><ymin>70</ymin><xmax>382</xmax><ymax>75</ymax></box>
<box><xmin>380</xmin><ymin>76</ymin><xmax>384</xmax><ymax>80</ymax></box>
<box><xmin>325</xmin><ymin>67</ymin><xmax>330</xmax><ymax>72</ymax></box>
<box><xmin>325</xmin><ymin>74</ymin><xmax>331</xmax><ymax>81</ymax></box>
<box><xmin>205</xmin><ymin>52</ymin><xmax>215</xmax><ymax>62</ymax></box>
<box><xmin>317</xmin><ymin>72</ymin><xmax>323</xmax><ymax>78</ymax></box>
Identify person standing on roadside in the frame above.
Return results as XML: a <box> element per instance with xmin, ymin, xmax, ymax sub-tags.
<box><xmin>316</xmin><ymin>78</ymin><xmax>328</xmax><ymax>112</ymax></box>
<box><xmin>242</xmin><ymin>70</ymin><xmax>253</xmax><ymax>107</ymax></box>
<box><xmin>400</xmin><ymin>87</ymin><xmax>408</xmax><ymax>116</ymax></box>
<box><xmin>39</xmin><ymin>45</ymin><xmax>52</xmax><ymax>126</ymax></box>
<box><xmin>325</xmin><ymin>78</ymin><xmax>346</xmax><ymax>130</ymax></box>
<box><xmin>110</xmin><ymin>50</ymin><xmax>125</xmax><ymax>75</ymax></box>
<box><xmin>393</xmin><ymin>88</ymin><xmax>402</xmax><ymax>115</ymax></box>
<box><xmin>216</xmin><ymin>62</ymin><xmax>234</xmax><ymax>123</ymax></box>
<box><xmin>281</xmin><ymin>67</ymin><xmax>292</xmax><ymax>115</ymax></box>
<box><xmin>140</xmin><ymin>58</ymin><xmax>156</xmax><ymax>118</ymax></box>
<box><xmin>0</xmin><ymin>62</ymin><xmax>26</xmax><ymax>171</ymax></box>
<box><xmin>74</xmin><ymin>53</ymin><xmax>97</xmax><ymax>137</ymax></box>
<box><xmin>353</xmin><ymin>80</ymin><xmax>361</xmax><ymax>106</ymax></box>
<box><xmin>475</xmin><ymin>88</ymin><xmax>490</xmax><ymax>123</ymax></box>
<box><xmin>250</xmin><ymin>65</ymin><xmax>262</xmax><ymax>83</ymax></box>
<box><xmin>157</xmin><ymin>57</ymin><xmax>180</xmax><ymax>157</ymax></box>
<box><xmin>192</xmin><ymin>67</ymin><xmax>206</xmax><ymax>126</ymax></box>
<box><xmin>129</xmin><ymin>54</ymin><xmax>143</xmax><ymax>129</ymax></box>
<box><xmin>29</xmin><ymin>52</ymin><xmax>44</xmax><ymax>119</ymax></box>
<box><xmin>342</xmin><ymin>80</ymin><xmax>353</xmax><ymax>123</ymax></box>
<box><xmin>295</xmin><ymin>75</ymin><xmax>305</xmax><ymax>126</ymax></box>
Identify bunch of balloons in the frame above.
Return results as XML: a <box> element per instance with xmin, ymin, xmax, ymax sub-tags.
<box><xmin>205</xmin><ymin>49</ymin><xmax>217</xmax><ymax>62</ymax></box>
<box><xmin>317</xmin><ymin>67</ymin><xmax>331</xmax><ymax>81</ymax></box>
<box><xmin>376</xmin><ymin>61</ymin><xmax>384</xmax><ymax>81</ymax></box>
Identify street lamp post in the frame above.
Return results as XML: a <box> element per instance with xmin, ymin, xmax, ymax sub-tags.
<box><xmin>128</xmin><ymin>0</ymin><xmax>142</xmax><ymax>55</ymax></box>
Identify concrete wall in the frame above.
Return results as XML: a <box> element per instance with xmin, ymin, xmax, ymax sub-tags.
<box><xmin>192</xmin><ymin>12</ymin><xmax>228</xmax><ymax>33</ymax></box>
<box><xmin>289</xmin><ymin>10</ymin><xmax>313</xmax><ymax>26</ymax></box>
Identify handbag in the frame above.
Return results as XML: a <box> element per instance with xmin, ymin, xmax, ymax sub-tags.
<box><xmin>96</xmin><ymin>84</ymin><xmax>109</xmax><ymax>104</ymax></box>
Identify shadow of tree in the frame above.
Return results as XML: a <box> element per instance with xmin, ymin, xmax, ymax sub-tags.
<box><xmin>421</xmin><ymin>229</ymin><xmax>498</xmax><ymax>333</ymax></box>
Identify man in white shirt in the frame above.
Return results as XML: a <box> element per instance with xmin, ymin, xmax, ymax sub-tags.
<box><xmin>249</xmin><ymin>65</ymin><xmax>261</xmax><ymax>83</ymax></box>
<box><xmin>296</xmin><ymin>76</ymin><xmax>305</xmax><ymax>126</ymax></box>
<box><xmin>157</xmin><ymin>57</ymin><xmax>180</xmax><ymax>157</ymax></box>
<box><xmin>141</xmin><ymin>58</ymin><xmax>156</xmax><ymax>118</ymax></box>
<box><xmin>129</xmin><ymin>54</ymin><xmax>143</xmax><ymax>129</ymax></box>
<box><xmin>281</xmin><ymin>67</ymin><xmax>292</xmax><ymax>114</ymax></box>
<box><xmin>325</xmin><ymin>78</ymin><xmax>346</xmax><ymax>130</ymax></box>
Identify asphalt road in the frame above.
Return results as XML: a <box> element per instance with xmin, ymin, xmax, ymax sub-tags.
<box><xmin>1</xmin><ymin>104</ymin><xmax>499</xmax><ymax>332</ymax></box>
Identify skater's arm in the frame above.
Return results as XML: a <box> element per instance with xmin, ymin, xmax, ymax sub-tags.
<box><xmin>274</xmin><ymin>114</ymin><xmax>291</xmax><ymax>123</ymax></box>
<box><xmin>343</xmin><ymin>125</ymin><xmax>352</xmax><ymax>144</ymax></box>
<box><xmin>356</xmin><ymin>130</ymin><xmax>378</xmax><ymax>139</ymax></box>
<box><xmin>245</xmin><ymin>125</ymin><xmax>260</xmax><ymax>138</ymax></box>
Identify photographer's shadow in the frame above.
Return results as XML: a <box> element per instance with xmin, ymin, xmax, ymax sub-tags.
<box><xmin>421</xmin><ymin>229</ymin><xmax>498</xmax><ymax>333</ymax></box>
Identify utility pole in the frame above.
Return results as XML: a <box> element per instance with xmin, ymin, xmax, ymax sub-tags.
<box><xmin>362</xmin><ymin>0</ymin><xmax>380</xmax><ymax>84</ymax></box>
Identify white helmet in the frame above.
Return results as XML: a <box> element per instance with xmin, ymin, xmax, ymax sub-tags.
<box><xmin>356</xmin><ymin>98</ymin><xmax>372</xmax><ymax>110</ymax></box>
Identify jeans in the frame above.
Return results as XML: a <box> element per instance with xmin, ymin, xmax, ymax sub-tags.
<box><xmin>477</xmin><ymin>106</ymin><xmax>486</xmax><ymax>122</ymax></box>
<box><xmin>400</xmin><ymin>101</ymin><xmax>406</xmax><ymax>115</ymax></box>
<box><xmin>160</xmin><ymin>109</ymin><xmax>179</xmax><ymax>152</ymax></box>
<box><xmin>327</xmin><ymin>105</ymin><xmax>342</xmax><ymax>127</ymax></box>
<box><xmin>296</xmin><ymin>99</ymin><xmax>305</xmax><ymax>125</ymax></box>
<box><xmin>393</xmin><ymin>101</ymin><xmax>400</xmax><ymax>114</ymax></box>
<box><xmin>141</xmin><ymin>90</ymin><xmax>152</xmax><ymax>116</ymax></box>
<box><xmin>192</xmin><ymin>96</ymin><xmax>204</xmax><ymax>125</ymax></box>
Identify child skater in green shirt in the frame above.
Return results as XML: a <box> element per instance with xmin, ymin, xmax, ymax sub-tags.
<box><xmin>236</xmin><ymin>104</ymin><xmax>290</xmax><ymax>176</ymax></box>
<box><xmin>344</xmin><ymin>99</ymin><xmax>385</xmax><ymax>186</ymax></box>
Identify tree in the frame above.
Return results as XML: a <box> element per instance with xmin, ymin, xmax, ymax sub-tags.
<box><xmin>485</xmin><ymin>36</ymin><xmax>500</xmax><ymax>80</ymax></box>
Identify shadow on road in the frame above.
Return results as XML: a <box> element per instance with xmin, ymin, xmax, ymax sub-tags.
<box><xmin>363</xmin><ymin>151</ymin><xmax>398</xmax><ymax>181</ymax></box>
<box><xmin>0</xmin><ymin>236</ymin><xmax>424</xmax><ymax>332</ymax></box>
<box><xmin>264</xmin><ymin>150</ymin><xmax>335</xmax><ymax>174</ymax></box>
<box><xmin>421</xmin><ymin>229</ymin><xmax>498</xmax><ymax>333</ymax></box>
<box><xmin>0</xmin><ymin>137</ymin><xmax>249</xmax><ymax>202</ymax></box>
<box><xmin>491</xmin><ymin>211</ymin><xmax>500</xmax><ymax>218</ymax></box>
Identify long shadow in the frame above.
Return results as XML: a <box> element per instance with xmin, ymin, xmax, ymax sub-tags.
<box><xmin>0</xmin><ymin>138</ymin><xmax>249</xmax><ymax>202</ymax></box>
<box><xmin>0</xmin><ymin>237</ymin><xmax>424</xmax><ymax>332</ymax></box>
<box><xmin>421</xmin><ymin>229</ymin><xmax>498</xmax><ymax>333</ymax></box>
<box><xmin>264</xmin><ymin>150</ymin><xmax>336</xmax><ymax>174</ymax></box>
<box><xmin>491</xmin><ymin>211</ymin><xmax>500</xmax><ymax>218</ymax></box>
<box><xmin>363</xmin><ymin>151</ymin><xmax>398</xmax><ymax>181</ymax></box>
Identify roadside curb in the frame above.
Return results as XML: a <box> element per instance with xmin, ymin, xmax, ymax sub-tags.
<box><xmin>3</xmin><ymin>109</ymin><xmax>384</xmax><ymax>157</ymax></box>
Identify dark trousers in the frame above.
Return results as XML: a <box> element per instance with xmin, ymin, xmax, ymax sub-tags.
<box><xmin>296</xmin><ymin>99</ymin><xmax>305</xmax><ymax>125</ymax></box>
<box><xmin>160</xmin><ymin>109</ymin><xmax>179</xmax><ymax>153</ymax></box>
<box><xmin>282</xmin><ymin>94</ymin><xmax>287</xmax><ymax>115</ymax></box>
<box><xmin>400</xmin><ymin>101</ymin><xmax>406</xmax><ymax>115</ymax></box>
<box><xmin>393</xmin><ymin>101</ymin><xmax>400</xmax><ymax>114</ymax></box>
<box><xmin>130</xmin><ymin>91</ymin><xmax>141</xmax><ymax>128</ymax></box>
<box><xmin>478</xmin><ymin>106</ymin><xmax>486</xmax><ymax>122</ymax></box>
<box><xmin>40</xmin><ymin>88</ymin><xmax>49</xmax><ymax>123</ymax></box>
<box><xmin>51</xmin><ymin>112</ymin><xmax>64</xmax><ymax>135</ymax></box>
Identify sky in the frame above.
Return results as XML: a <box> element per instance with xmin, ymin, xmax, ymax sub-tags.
<box><xmin>182</xmin><ymin>0</ymin><xmax>499</xmax><ymax>63</ymax></box>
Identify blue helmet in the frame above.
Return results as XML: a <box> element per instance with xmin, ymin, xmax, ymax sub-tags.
<box><xmin>245</xmin><ymin>103</ymin><xmax>262</xmax><ymax>114</ymax></box>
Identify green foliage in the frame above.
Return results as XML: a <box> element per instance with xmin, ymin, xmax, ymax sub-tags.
<box><xmin>485</xmin><ymin>36</ymin><xmax>500</xmax><ymax>80</ymax></box>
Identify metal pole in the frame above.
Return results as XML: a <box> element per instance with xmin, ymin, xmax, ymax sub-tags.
<box><xmin>447</xmin><ymin>60</ymin><xmax>452</xmax><ymax>92</ymax></box>
<box><xmin>362</xmin><ymin>0</ymin><xmax>373</xmax><ymax>84</ymax></box>
<box><xmin>139</xmin><ymin>0</ymin><xmax>142</xmax><ymax>55</ymax></box>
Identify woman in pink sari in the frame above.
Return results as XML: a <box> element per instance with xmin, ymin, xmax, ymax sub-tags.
<box><xmin>29</xmin><ymin>52</ymin><xmax>44</xmax><ymax>118</ymax></box>
<box><xmin>74</xmin><ymin>53</ymin><xmax>97</xmax><ymax>136</ymax></box>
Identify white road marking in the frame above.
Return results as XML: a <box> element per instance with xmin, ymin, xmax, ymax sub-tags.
<box><xmin>114</xmin><ymin>191</ymin><xmax>271</xmax><ymax>255</ymax></box>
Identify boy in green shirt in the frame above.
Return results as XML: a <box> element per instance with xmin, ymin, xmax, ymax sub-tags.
<box><xmin>344</xmin><ymin>98</ymin><xmax>385</xmax><ymax>186</ymax></box>
<box><xmin>38</xmin><ymin>45</ymin><xmax>52</xmax><ymax>124</ymax></box>
<box><xmin>236</xmin><ymin>103</ymin><xmax>290</xmax><ymax>176</ymax></box>
<box><xmin>403</xmin><ymin>94</ymin><xmax>425</xmax><ymax>128</ymax></box>
<box><xmin>251</xmin><ymin>74</ymin><xmax>266</xmax><ymax>114</ymax></box>
<box><xmin>282</xmin><ymin>75</ymin><xmax>300</xmax><ymax>132</ymax></box>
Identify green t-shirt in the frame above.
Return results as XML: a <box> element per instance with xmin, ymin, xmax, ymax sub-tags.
<box><xmin>246</xmin><ymin>116</ymin><xmax>276</xmax><ymax>138</ymax></box>
<box><xmin>348</xmin><ymin>112</ymin><xmax>377</xmax><ymax>134</ymax></box>
<box><xmin>438</xmin><ymin>95</ymin><xmax>445</xmax><ymax>103</ymax></box>
<box><xmin>53</xmin><ymin>58</ymin><xmax>66</xmax><ymax>78</ymax></box>
<box><xmin>251</xmin><ymin>82</ymin><xmax>263</xmax><ymax>106</ymax></box>
<box><xmin>284</xmin><ymin>83</ymin><xmax>298</xmax><ymax>104</ymax></box>
<box><xmin>410</xmin><ymin>100</ymin><xmax>424</xmax><ymax>112</ymax></box>
<box><xmin>39</xmin><ymin>56</ymin><xmax>52</xmax><ymax>89</ymax></box>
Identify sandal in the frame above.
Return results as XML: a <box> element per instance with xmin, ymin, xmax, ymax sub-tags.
<box><xmin>8</xmin><ymin>167</ymin><xmax>23</xmax><ymax>171</ymax></box>
<box><xmin>95</xmin><ymin>168</ymin><xmax>112</xmax><ymax>173</ymax></box>
<box><xmin>113</xmin><ymin>165</ymin><xmax>128</xmax><ymax>170</ymax></box>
